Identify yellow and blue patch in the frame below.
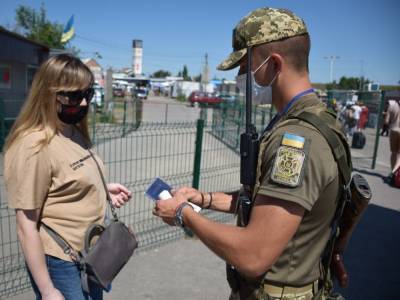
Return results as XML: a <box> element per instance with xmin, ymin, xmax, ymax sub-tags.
<box><xmin>270</xmin><ymin>132</ymin><xmax>307</xmax><ymax>187</ymax></box>
<box><xmin>281</xmin><ymin>133</ymin><xmax>305</xmax><ymax>149</ymax></box>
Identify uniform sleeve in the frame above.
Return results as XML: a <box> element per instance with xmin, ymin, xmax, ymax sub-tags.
<box><xmin>257</xmin><ymin>124</ymin><xmax>338</xmax><ymax>211</ymax></box>
<box><xmin>5</xmin><ymin>133</ymin><xmax>51</xmax><ymax>210</ymax></box>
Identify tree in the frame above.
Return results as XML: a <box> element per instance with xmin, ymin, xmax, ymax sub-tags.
<box><xmin>152</xmin><ymin>70</ymin><xmax>171</xmax><ymax>78</ymax></box>
<box><xmin>15</xmin><ymin>3</ymin><xmax>66</xmax><ymax>49</ymax></box>
<box><xmin>326</xmin><ymin>76</ymin><xmax>371</xmax><ymax>90</ymax></box>
<box><xmin>193</xmin><ymin>74</ymin><xmax>202</xmax><ymax>82</ymax></box>
<box><xmin>182</xmin><ymin>65</ymin><xmax>191</xmax><ymax>81</ymax></box>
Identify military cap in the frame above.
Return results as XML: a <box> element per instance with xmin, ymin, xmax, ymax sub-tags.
<box><xmin>217</xmin><ymin>7</ymin><xmax>308</xmax><ymax>71</ymax></box>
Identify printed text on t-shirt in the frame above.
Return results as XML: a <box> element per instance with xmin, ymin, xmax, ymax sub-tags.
<box><xmin>70</xmin><ymin>154</ymin><xmax>91</xmax><ymax>171</ymax></box>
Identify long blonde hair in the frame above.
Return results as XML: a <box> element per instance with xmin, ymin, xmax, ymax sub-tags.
<box><xmin>4</xmin><ymin>54</ymin><xmax>94</xmax><ymax>151</ymax></box>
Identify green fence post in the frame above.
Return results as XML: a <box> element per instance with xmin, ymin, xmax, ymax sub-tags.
<box><xmin>122</xmin><ymin>100</ymin><xmax>127</xmax><ymax>137</ymax></box>
<box><xmin>192</xmin><ymin>119</ymin><xmax>205</xmax><ymax>189</ymax></box>
<box><xmin>371</xmin><ymin>91</ymin><xmax>385</xmax><ymax>169</ymax></box>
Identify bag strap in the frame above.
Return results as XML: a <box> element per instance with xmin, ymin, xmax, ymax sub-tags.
<box><xmin>41</xmin><ymin>222</ymin><xmax>80</xmax><ymax>261</ymax></box>
<box><xmin>87</xmin><ymin>148</ymin><xmax>119</xmax><ymax>221</ymax></box>
<box><xmin>290</xmin><ymin>111</ymin><xmax>352</xmax><ymax>186</ymax></box>
<box><xmin>288</xmin><ymin>111</ymin><xmax>352</xmax><ymax>295</ymax></box>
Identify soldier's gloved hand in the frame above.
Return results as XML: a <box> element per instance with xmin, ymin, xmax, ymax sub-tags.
<box><xmin>175</xmin><ymin>186</ymin><xmax>203</xmax><ymax>207</ymax></box>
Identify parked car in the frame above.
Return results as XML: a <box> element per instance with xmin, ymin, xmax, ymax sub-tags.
<box><xmin>92</xmin><ymin>86</ymin><xmax>104</xmax><ymax>108</ymax></box>
<box><xmin>188</xmin><ymin>91</ymin><xmax>223</xmax><ymax>106</ymax></box>
<box><xmin>218</xmin><ymin>93</ymin><xmax>237</xmax><ymax>103</ymax></box>
<box><xmin>134</xmin><ymin>87</ymin><xmax>148</xmax><ymax>100</ymax></box>
<box><xmin>113</xmin><ymin>87</ymin><xmax>125</xmax><ymax>97</ymax></box>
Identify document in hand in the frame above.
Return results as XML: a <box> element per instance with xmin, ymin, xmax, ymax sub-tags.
<box><xmin>145</xmin><ymin>177</ymin><xmax>201</xmax><ymax>212</ymax></box>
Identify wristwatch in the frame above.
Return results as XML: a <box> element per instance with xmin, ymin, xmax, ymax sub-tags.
<box><xmin>175</xmin><ymin>202</ymin><xmax>194</xmax><ymax>228</ymax></box>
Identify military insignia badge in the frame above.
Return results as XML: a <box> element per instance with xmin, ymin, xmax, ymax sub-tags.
<box><xmin>271</xmin><ymin>133</ymin><xmax>306</xmax><ymax>187</ymax></box>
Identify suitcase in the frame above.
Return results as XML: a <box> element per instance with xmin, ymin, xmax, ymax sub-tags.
<box><xmin>394</xmin><ymin>168</ymin><xmax>400</xmax><ymax>188</ymax></box>
<box><xmin>352</xmin><ymin>131</ymin><xmax>366</xmax><ymax>149</ymax></box>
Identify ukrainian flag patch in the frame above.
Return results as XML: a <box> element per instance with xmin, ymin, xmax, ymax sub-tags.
<box><xmin>281</xmin><ymin>133</ymin><xmax>305</xmax><ymax>149</ymax></box>
<box><xmin>270</xmin><ymin>132</ymin><xmax>307</xmax><ymax>187</ymax></box>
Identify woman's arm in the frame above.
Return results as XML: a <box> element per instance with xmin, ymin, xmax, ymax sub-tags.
<box><xmin>16</xmin><ymin>209</ymin><xmax>64</xmax><ymax>300</ymax></box>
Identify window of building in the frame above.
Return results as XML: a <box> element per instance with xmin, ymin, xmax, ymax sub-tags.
<box><xmin>0</xmin><ymin>65</ymin><xmax>11</xmax><ymax>89</ymax></box>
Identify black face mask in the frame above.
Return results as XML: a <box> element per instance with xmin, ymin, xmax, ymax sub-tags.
<box><xmin>57</xmin><ymin>104</ymin><xmax>88</xmax><ymax>124</ymax></box>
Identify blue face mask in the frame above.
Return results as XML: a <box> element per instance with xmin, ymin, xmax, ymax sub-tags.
<box><xmin>235</xmin><ymin>56</ymin><xmax>278</xmax><ymax>105</ymax></box>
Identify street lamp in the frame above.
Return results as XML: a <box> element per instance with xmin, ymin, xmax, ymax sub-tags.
<box><xmin>324</xmin><ymin>55</ymin><xmax>340</xmax><ymax>83</ymax></box>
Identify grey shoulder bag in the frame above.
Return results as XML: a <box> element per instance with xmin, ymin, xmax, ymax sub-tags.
<box><xmin>41</xmin><ymin>149</ymin><xmax>138</xmax><ymax>293</ymax></box>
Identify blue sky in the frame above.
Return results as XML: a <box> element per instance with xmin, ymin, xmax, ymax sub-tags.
<box><xmin>1</xmin><ymin>0</ymin><xmax>399</xmax><ymax>85</ymax></box>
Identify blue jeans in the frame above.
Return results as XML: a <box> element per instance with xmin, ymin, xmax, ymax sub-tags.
<box><xmin>27</xmin><ymin>255</ymin><xmax>103</xmax><ymax>300</ymax></box>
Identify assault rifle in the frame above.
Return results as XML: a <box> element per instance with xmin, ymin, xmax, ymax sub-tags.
<box><xmin>238</xmin><ymin>47</ymin><xmax>260</xmax><ymax>226</ymax></box>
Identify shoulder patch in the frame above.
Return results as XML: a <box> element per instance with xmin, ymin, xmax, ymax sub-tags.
<box><xmin>270</xmin><ymin>133</ymin><xmax>307</xmax><ymax>187</ymax></box>
<box><xmin>281</xmin><ymin>132</ymin><xmax>305</xmax><ymax>149</ymax></box>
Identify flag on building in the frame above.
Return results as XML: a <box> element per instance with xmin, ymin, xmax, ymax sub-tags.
<box><xmin>61</xmin><ymin>15</ymin><xmax>75</xmax><ymax>43</ymax></box>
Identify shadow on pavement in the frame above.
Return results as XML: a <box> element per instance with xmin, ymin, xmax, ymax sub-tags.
<box><xmin>336</xmin><ymin>204</ymin><xmax>400</xmax><ymax>299</ymax></box>
<box><xmin>353</xmin><ymin>168</ymin><xmax>387</xmax><ymax>180</ymax></box>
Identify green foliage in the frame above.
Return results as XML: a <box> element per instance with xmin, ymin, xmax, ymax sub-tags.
<box><xmin>176</xmin><ymin>94</ymin><xmax>187</xmax><ymax>102</ymax></box>
<box><xmin>193</xmin><ymin>74</ymin><xmax>202</xmax><ymax>82</ymax></box>
<box><xmin>152</xmin><ymin>70</ymin><xmax>171</xmax><ymax>78</ymax></box>
<box><xmin>15</xmin><ymin>3</ymin><xmax>66</xmax><ymax>49</ymax></box>
<box><xmin>182</xmin><ymin>65</ymin><xmax>191</xmax><ymax>81</ymax></box>
<box><xmin>326</xmin><ymin>76</ymin><xmax>371</xmax><ymax>90</ymax></box>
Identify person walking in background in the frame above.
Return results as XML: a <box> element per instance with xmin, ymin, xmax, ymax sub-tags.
<box><xmin>351</xmin><ymin>101</ymin><xmax>362</xmax><ymax>134</ymax></box>
<box><xmin>344</xmin><ymin>104</ymin><xmax>356</xmax><ymax>137</ymax></box>
<box><xmin>381</xmin><ymin>101</ymin><xmax>390</xmax><ymax>136</ymax></box>
<box><xmin>358</xmin><ymin>101</ymin><xmax>369</xmax><ymax>131</ymax></box>
<box><xmin>4</xmin><ymin>54</ymin><xmax>132</xmax><ymax>300</ymax></box>
<box><xmin>385</xmin><ymin>99</ymin><xmax>400</xmax><ymax>184</ymax></box>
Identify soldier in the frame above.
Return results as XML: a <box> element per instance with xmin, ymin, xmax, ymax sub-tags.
<box><xmin>153</xmin><ymin>7</ymin><xmax>350</xmax><ymax>300</ymax></box>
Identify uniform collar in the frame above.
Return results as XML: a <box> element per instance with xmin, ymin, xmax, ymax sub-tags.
<box><xmin>263</xmin><ymin>90</ymin><xmax>318</xmax><ymax>134</ymax></box>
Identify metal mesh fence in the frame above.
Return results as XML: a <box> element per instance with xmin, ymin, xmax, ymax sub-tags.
<box><xmin>0</xmin><ymin>113</ymin><xmax>239</xmax><ymax>298</ymax></box>
<box><xmin>0</xmin><ymin>91</ymin><xmax>387</xmax><ymax>298</ymax></box>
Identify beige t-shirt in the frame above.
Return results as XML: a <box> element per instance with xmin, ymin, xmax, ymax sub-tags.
<box><xmin>5</xmin><ymin>129</ymin><xmax>107</xmax><ymax>261</ymax></box>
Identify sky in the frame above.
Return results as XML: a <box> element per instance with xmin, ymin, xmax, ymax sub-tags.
<box><xmin>1</xmin><ymin>0</ymin><xmax>399</xmax><ymax>85</ymax></box>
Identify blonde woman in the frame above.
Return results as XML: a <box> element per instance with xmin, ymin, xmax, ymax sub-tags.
<box><xmin>4</xmin><ymin>54</ymin><xmax>131</xmax><ymax>300</ymax></box>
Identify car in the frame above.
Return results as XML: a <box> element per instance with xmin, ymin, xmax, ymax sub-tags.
<box><xmin>134</xmin><ymin>87</ymin><xmax>148</xmax><ymax>100</ymax></box>
<box><xmin>218</xmin><ymin>93</ymin><xmax>237</xmax><ymax>103</ymax></box>
<box><xmin>92</xmin><ymin>86</ymin><xmax>104</xmax><ymax>108</ymax></box>
<box><xmin>188</xmin><ymin>91</ymin><xmax>223</xmax><ymax>106</ymax></box>
<box><xmin>113</xmin><ymin>87</ymin><xmax>125</xmax><ymax>97</ymax></box>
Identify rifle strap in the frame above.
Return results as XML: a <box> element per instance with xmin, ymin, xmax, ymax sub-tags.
<box><xmin>290</xmin><ymin>111</ymin><xmax>352</xmax><ymax>186</ymax></box>
<box><xmin>288</xmin><ymin>111</ymin><xmax>352</xmax><ymax>294</ymax></box>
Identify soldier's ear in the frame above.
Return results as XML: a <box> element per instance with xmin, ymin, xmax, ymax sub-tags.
<box><xmin>270</xmin><ymin>53</ymin><xmax>283</xmax><ymax>74</ymax></box>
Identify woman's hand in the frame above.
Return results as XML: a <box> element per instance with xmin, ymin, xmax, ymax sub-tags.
<box><xmin>107</xmin><ymin>183</ymin><xmax>132</xmax><ymax>208</ymax></box>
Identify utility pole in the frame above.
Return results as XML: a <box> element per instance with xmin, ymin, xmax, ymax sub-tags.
<box><xmin>201</xmin><ymin>53</ymin><xmax>209</xmax><ymax>92</ymax></box>
<box><xmin>324</xmin><ymin>55</ymin><xmax>340</xmax><ymax>83</ymax></box>
<box><xmin>359</xmin><ymin>59</ymin><xmax>364</xmax><ymax>91</ymax></box>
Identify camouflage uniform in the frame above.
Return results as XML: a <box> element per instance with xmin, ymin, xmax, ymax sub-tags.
<box><xmin>218</xmin><ymin>8</ymin><xmax>345</xmax><ymax>300</ymax></box>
